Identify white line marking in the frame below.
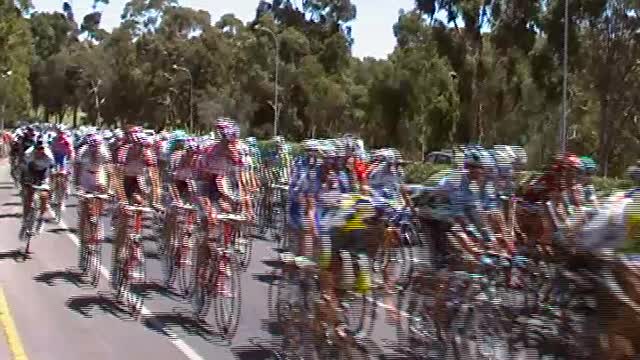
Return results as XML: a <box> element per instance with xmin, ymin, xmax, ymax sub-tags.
<box><xmin>54</xmin><ymin>214</ymin><xmax>205</xmax><ymax>360</ymax></box>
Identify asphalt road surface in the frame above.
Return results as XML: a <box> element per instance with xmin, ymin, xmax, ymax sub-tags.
<box><xmin>0</xmin><ymin>162</ymin><xmax>551</xmax><ymax>360</ymax></box>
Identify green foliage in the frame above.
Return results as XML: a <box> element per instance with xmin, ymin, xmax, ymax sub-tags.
<box><xmin>0</xmin><ymin>0</ymin><xmax>638</xmax><ymax>177</ymax></box>
<box><xmin>404</xmin><ymin>163</ymin><xmax>452</xmax><ymax>185</ymax></box>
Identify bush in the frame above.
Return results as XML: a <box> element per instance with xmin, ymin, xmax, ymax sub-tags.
<box><xmin>592</xmin><ymin>176</ymin><xmax>633</xmax><ymax>197</ymax></box>
<box><xmin>404</xmin><ymin>163</ymin><xmax>452</xmax><ymax>185</ymax></box>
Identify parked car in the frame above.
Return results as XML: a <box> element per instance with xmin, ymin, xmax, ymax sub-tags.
<box><xmin>424</xmin><ymin>150</ymin><xmax>453</xmax><ymax>165</ymax></box>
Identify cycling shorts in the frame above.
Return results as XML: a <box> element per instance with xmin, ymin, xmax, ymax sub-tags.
<box><xmin>53</xmin><ymin>153</ymin><xmax>70</xmax><ymax>171</ymax></box>
<box><xmin>198</xmin><ymin>175</ymin><xmax>222</xmax><ymax>203</ymax></box>
<box><xmin>123</xmin><ymin>176</ymin><xmax>143</xmax><ymax>202</ymax></box>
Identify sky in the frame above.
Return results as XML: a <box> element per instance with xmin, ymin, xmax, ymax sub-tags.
<box><xmin>30</xmin><ymin>0</ymin><xmax>416</xmax><ymax>59</ymax></box>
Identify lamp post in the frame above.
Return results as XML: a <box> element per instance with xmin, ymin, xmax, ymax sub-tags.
<box><xmin>256</xmin><ymin>25</ymin><xmax>280</xmax><ymax>137</ymax></box>
<box><xmin>0</xmin><ymin>70</ymin><xmax>12</xmax><ymax>132</ymax></box>
<box><xmin>560</xmin><ymin>0</ymin><xmax>569</xmax><ymax>154</ymax></box>
<box><xmin>89</xmin><ymin>79</ymin><xmax>102</xmax><ymax>127</ymax></box>
<box><xmin>172</xmin><ymin>65</ymin><xmax>193</xmax><ymax>132</ymax></box>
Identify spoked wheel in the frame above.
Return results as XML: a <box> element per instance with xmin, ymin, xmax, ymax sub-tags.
<box><xmin>191</xmin><ymin>242</ymin><xmax>215</xmax><ymax>321</ymax></box>
<box><xmin>460</xmin><ymin>306</ymin><xmax>511</xmax><ymax>360</ymax></box>
<box><xmin>82</xmin><ymin>240</ymin><xmax>103</xmax><ymax>287</ymax></box>
<box><xmin>235</xmin><ymin>224</ymin><xmax>253</xmax><ymax>270</ymax></box>
<box><xmin>51</xmin><ymin>180</ymin><xmax>64</xmax><ymax>223</ymax></box>
<box><xmin>338</xmin><ymin>251</ymin><xmax>376</xmax><ymax>338</ymax></box>
<box><xmin>79</xmin><ymin>218</ymin><xmax>104</xmax><ymax>287</ymax></box>
<box><xmin>114</xmin><ymin>238</ymin><xmax>146</xmax><ymax>317</ymax></box>
<box><xmin>160</xmin><ymin>227</ymin><xmax>177</xmax><ymax>290</ymax></box>
<box><xmin>373</xmin><ymin>242</ymin><xmax>408</xmax><ymax>294</ymax></box>
<box><xmin>212</xmin><ymin>254</ymin><xmax>242</xmax><ymax>340</ymax></box>
<box><xmin>396</xmin><ymin>223</ymin><xmax>419</xmax><ymax>290</ymax></box>
<box><xmin>396</xmin><ymin>292</ymin><xmax>448</xmax><ymax>359</ymax></box>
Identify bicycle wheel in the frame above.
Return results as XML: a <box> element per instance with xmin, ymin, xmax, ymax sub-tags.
<box><xmin>235</xmin><ymin>224</ymin><xmax>253</xmax><ymax>270</ymax></box>
<box><xmin>213</xmin><ymin>254</ymin><xmax>242</xmax><ymax>340</ymax></box>
<box><xmin>339</xmin><ymin>252</ymin><xmax>376</xmax><ymax>338</ymax></box>
<box><xmin>191</xmin><ymin>242</ymin><xmax>214</xmax><ymax>320</ymax></box>
<box><xmin>161</xmin><ymin>214</ymin><xmax>179</xmax><ymax>289</ymax></box>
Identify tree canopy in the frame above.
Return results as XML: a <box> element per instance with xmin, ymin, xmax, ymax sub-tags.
<box><xmin>0</xmin><ymin>0</ymin><xmax>639</xmax><ymax>175</ymax></box>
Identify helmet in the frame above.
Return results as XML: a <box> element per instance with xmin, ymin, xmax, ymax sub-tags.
<box><xmin>579</xmin><ymin>156</ymin><xmax>597</xmax><ymax>175</ymax></box>
<box><xmin>464</xmin><ymin>149</ymin><xmax>484</xmax><ymax>168</ymax></box>
<box><xmin>492</xmin><ymin>150</ymin><xmax>513</xmax><ymax>177</ymax></box>
<box><xmin>185</xmin><ymin>139</ymin><xmax>198</xmax><ymax>152</ymax></box>
<box><xmin>215</xmin><ymin>119</ymin><xmax>240</xmax><ymax>141</ymax></box>
<box><xmin>302</xmin><ymin>139</ymin><xmax>320</xmax><ymax>152</ymax></box>
<box><xmin>273</xmin><ymin>135</ymin><xmax>285</xmax><ymax>146</ymax></box>
<box><xmin>551</xmin><ymin>152</ymin><xmax>581</xmax><ymax>173</ymax></box>
<box><xmin>86</xmin><ymin>134</ymin><xmax>102</xmax><ymax>147</ymax></box>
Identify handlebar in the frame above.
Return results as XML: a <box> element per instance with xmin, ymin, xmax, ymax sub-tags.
<box><xmin>214</xmin><ymin>213</ymin><xmax>246</xmax><ymax>222</ymax></box>
<box><xmin>75</xmin><ymin>192</ymin><xmax>110</xmax><ymax>200</ymax></box>
<box><xmin>121</xmin><ymin>204</ymin><xmax>154</xmax><ymax>213</ymax></box>
<box><xmin>31</xmin><ymin>184</ymin><xmax>50</xmax><ymax>192</ymax></box>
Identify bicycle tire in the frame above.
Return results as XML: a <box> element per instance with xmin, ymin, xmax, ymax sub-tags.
<box><xmin>161</xmin><ymin>217</ymin><xmax>179</xmax><ymax>290</ymax></box>
<box><xmin>190</xmin><ymin>240</ymin><xmax>215</xmax><ymax>320</ymax></box>
<box><xmin>213</xmin><ymin>254</ymin><xmax>242</xmax><ymax>340</ymax></box>
<box><xmin>235</xmin><ymin>224</ymin><xmax>253</xmax><ymax>270</ymax></box>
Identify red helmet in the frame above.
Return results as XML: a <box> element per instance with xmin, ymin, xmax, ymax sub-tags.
<box><xmin>551</xmin><ymin>152</ymin><xmax>581</xmax><ymax>173</ymax></box>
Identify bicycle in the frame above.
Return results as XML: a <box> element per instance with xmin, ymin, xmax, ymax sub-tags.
<box><xmin>51</xmin><ymin>168</ymin><xmax>70</xmax><ymax>223</ymax></box>
<box><xmin>191</xmin><ymin>212</ymin><xmax>245</xmax><ymax>340</ymax></box>
<box><xmin>112</xmin><ymin>203</ymin><xmax>153</xmax><ymax>316</ymax></box>
<box><xmin>20</xmin><ymin>184</ymin><xmax>50</xmax><ymax>253</ymax></box>
<box><xmin>274</xmin><ymin>254</ymin><xmax>369</xmax><ymax>359</ymax></box>
<box><xmin>76</xmin><ymin>192</ymin><xmax>110</xmax><ymax>287</ymax></box>
<box><xmin>161</xmin><ymin>202</ymin><xmax>197</xmax><ymax>296</ymax></box>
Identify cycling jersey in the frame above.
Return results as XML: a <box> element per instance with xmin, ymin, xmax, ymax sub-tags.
<box><xmin>76</xmin><ymin>144</ymin><xmax>110</xmax><ymax>192</ymax></box>
<box><xmin>50</xmin><ymin>135</ymin><xmax>74</xmax><ymax>171</ymax></box>
<box><xmin>23</xmin><ymin>147</ymin><xmax>55</xmax><ymax>186</ymax></box>
<box><xmin>116</xmin><ymin>144</ymin><xmax>156</xmax><ymax>177</ymax></box>
<box><xmin>170</xmin><ymin>150</ymin><xmax>197</xmax><ymax>181</ymax></box>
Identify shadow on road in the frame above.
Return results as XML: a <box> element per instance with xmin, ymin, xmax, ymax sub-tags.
<box><xmin>261</xmin><ymin>259</ymin><xmax>284</xmax><ymax>269</ymax></box>
<box><xmin>0</xmin><ymin>212</ymin><xmax>22</xmax><ymax>219</ymax></box>
<box><xmin>231</xmin><ymin>340</ymin><xmax>282</xmax><ymax>360</ymax></box>
<box><xmin>0</xmin><ymin>248</ymin><xmax>29</xmax><ymax>262</ymax></box>
<box><xmin>0</xmin><ymin>186</ymin><xmax>14</xmax><ymax>190</ymax></box>
<box><xmin>252</xmin><ymin>273</ymin><xmax>280</xmax><ymax>285</ymax></box>
<box><xmin>66</xmin><ymin>292</ymin><xmax>133</xmax><ymax>319</ymax></box>
<box><xmin>129</xmin><ymin>282</ymin><xmax>181</xmax><ymax>300</ymax></box>
<box><xmin>33</xmin><ymin>268</ymin><xmax>86</xmax><ymax>287</ymax></box>
<box><xmin>144</xmin><ymin>250</ymin><xmax>159</xmax><ymax>260</ymax></box>
<box><xmin>48</xmin><ymin>227</ymin><xmax>78</xmax><ymax>235</ymax></box>
<box><xmin>2</xmin><ymin>202</ymin><xmax>21</xmax><ymax>206</ymax></box>
<box><xmin>142</xmin><ymin>311</ymin><xmax>221</xmax><ymax>342</ymax></box>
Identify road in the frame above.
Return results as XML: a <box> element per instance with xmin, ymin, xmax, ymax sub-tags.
<box><xmin>0</xmin><ymin>163</ymin><xmax>422</xmax><ymax>360</ymax></box>
<box><xmin>0</xmin><ymin>161</ymin><xmax>579</xmax><ymax>360</ymax></box>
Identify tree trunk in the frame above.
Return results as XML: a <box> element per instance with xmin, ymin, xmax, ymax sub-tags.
<box><xmin>72</xmin><ymin>106</ymin><xmax>78</xmax><ymax>128</ymax></box>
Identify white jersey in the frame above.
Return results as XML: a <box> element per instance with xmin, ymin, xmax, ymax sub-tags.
<box><xmin>578</xmin><ymin>192</ymin><xmax>640</xmax><ymax>256</ymax></box>
<box><xmin>76</xmin><ymin>144</ymin><xmax>111</xmax><ymax>192</ymax></box>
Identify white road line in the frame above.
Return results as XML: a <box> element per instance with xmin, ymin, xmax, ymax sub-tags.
<box><xmin>54</xmin><ymin>215</ymin><xmax>205</xmax><ymax>360</ymax></box>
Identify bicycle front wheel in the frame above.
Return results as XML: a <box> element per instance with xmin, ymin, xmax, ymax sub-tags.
<box><xmin>212</xmin><ymin>254</ymin><xmax>242</xmax><ymax>340</ymax></box>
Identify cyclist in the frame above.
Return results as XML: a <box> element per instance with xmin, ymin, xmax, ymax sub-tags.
<box><xmin>75</xmin><ymin>133</ymin><xmax>111</xmax><ymax>194</ymax></box>
<box><xmin>74</xmin><ymin>133</ymin><xmax>111</xmax><ymax>242</ymax></box>
<box><xmin>196</xmin><ymin>119</ymin><xmax>243</xmax><ymax>217</ymax></box>
<box><xmin>112</xmin><ymin>127</ymin><xmax>161</xmax><ymax>263</ymax></box>
<box><xmin>288</xmin><ymin>139</ymin><xmax>323</xmax><ymax>261</ymax></box>
<box><xmin>579</xmin><ymin>156</ymin><xmax>599</xmax><ymax>208</ymax></box>
<box><xmin>50</xmin><ymin>125</ymin><xmax>75</xmax><ymax>210</ymax></box>
<box><xmin>21</xmin><ymin>139</ymin><xmax>55</xmax><ymax>235</ymax></box>
<box><xmin>522</xmin><ymin>152</ymin><xmax>583</xmax><ymax>256</ymax></box>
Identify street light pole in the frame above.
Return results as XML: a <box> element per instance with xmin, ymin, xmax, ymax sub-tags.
<box><xmin>561</xmin><ymin>0</ymin><xmax>569</xmax><ymax>154</ymax></box>
<box><xmin>0</xmin><ymin>71</ymin><xmax>12</xmax><ymax>132</ymax></box>
<box><xmin>257</xmin><ymin>26</ymin><xmax>280</xmax><ymax>137</ymax></box>
<box><xmin>173</xmin><ymin>65</ymin><xmax>193</xmax><ymax>133</ymax></box>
